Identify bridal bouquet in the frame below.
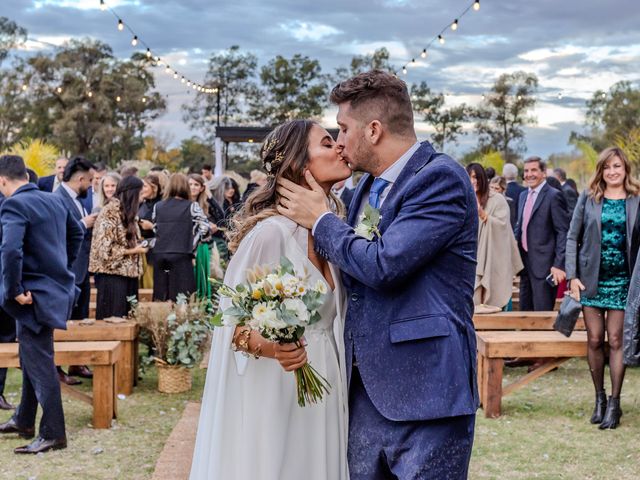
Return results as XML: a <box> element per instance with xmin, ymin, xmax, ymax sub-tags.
<box><xmin>211</xmin><ymin>257</ymin><xmax>331</xmax><ymax>407</ymax></box>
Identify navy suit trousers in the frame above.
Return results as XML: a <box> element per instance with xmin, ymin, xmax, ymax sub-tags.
<box><xmin>70</xmin><ymin>274</ymin><xmax>91</xmax><ymax>320</ymax></box>
<box><xmin>0</xmin><ymin>308</ymin><xmax>16</xmax><ymax>394</ymax></box>
<box><xmin>14</xmin><ymin>325</ymin><xmax>66</xmax><ymax>439</ymax></box>
<box><xmin>519</xmin><ymin>252</ymin><xmax>558</xmax><ymax>311</ymax></box>
<box><xmin>348</xmin><ymin>367</ymin><xmax>475</xmax><ymax>480</ymax></box>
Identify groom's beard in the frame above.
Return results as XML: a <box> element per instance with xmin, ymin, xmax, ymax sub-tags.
<box><xmin>351</xmin><ymin>137</ymin><xmax>381</xmax><ymax>175</ymax></box>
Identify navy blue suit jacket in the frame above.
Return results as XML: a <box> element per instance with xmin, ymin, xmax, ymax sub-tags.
<box><xmin>79</xmin><ymin>186</ymin><xmax>93</xmax><ymax>214</ymax></box>
<box><xmin>0</xmin><ymin>184</ymin><xmax>83</xmax><ymax>333</ymax></box>
<box><xmin>55</xmin><ymin>186</ymin><xmax>92</xmax><ymax>284</ymax></box>
<box><xmin>515</xmin><ymin>182</ymin><xmax>569</xmax><ymax>279</ymax></box>
<box><xmin>314</xmin><ymin>142</ymin><xmax>479</xmax><ymax>422</ymax></box>
<box><xmin>506</xmin><ymin>181</ymin><xmax>526</xmax><ymax>214</ymax></box>
<box><xmin>37</xmin><ymin>174</ymin><xmax>55</xmax><ymax>193</ymax></box>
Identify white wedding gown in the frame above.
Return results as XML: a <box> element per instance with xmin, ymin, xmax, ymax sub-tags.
<box><xmin>189</xmin><ymin>216</ymin><xmax>349</xmax><ymax>480</ymax></box>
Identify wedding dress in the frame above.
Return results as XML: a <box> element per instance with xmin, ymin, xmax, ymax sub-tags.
<box><xmin>189</xmin><ymin>215</ymin><xmax>349</xmax><ymax>480</ymax></box>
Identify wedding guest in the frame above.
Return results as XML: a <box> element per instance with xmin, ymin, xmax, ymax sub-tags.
<box><xmin>201</xmin><ymin>164</ymin><xmax>216</xmax><ymax>191</ymax></box>
<box><xmin>566</xmin><ymin>147</ymin><xmax>640</xmax><ymax>429</ymax></box>
<box><xmin>37</xmin><ymin>157</ymin><xmax>68</xmax><ymax>192</ymax></box>
<box><xmin>89</xmin><ymin>176</ymin><xmax>147</xmax><ymax>319</ymax></box>
<box><xmin>152</xmin><ymin>173</ymin><xmax>209</xmax><ymax>301</ymax></box>
<box><xmin>212</xmin><ymin>176</ymin><xmax>241</xmax><ymax>229</ymax></box>
<box><xmin>331</xmin><ymin>178</ymin><xmax>355</xmax><ymax>215</ymax></box>
<box><xmin>485</xmin><ymin>166</ymin><xmax>496</xmax><ymax>181</ymax></box>
<box><xmin>138</xmin><ymin>173</ymin><xmax>164</xmax><ymax>289</ymax></box>
<box><xmin>120</xmin><ymin>166</ymin><xmax>138</xmax><ymax>178</ymax></box>
<box><xmin>554</xmin><ymin>167</ymin><xmax>579</xmax><ymax>214</ymax></box>
<box><xmin>242</xmin><ymin>170</ymin><xmax>268</xmax><ymax>202</ymax></box>
<box><xmin>515</xmin><ymin>156</ymin><xmax>569</xmax><ymax>311</ymax></box>
<box><xmin>467</xmin><ymin>164</ymin><xmax>523</xmax><ymax>308</ymax></box>
<box><xmin>55</xmin><ymin>156</ymin><xmax>98</xmax><ymax>383</ymax></box>
<box><xmin>95</xmin><ymin>172</ymin><xmax>121</xmax><ymax>211</ymax></box>
<box><xmin>0</xmin><ymin>154</ymin><xmax>83</xmax><ymax>454</ymax></box>
<box><xmin>80</xmin><ymin>162</ymin><xmax>106</xmax><ymax>213</ymax></box>
<box><xmin>503</xmin><ymin>163</ymin><xmax>526</xmax><ymax>229</ymax></box>
<box><xmin>491</xmin><ymin>176</ymin><xmax>517</xmax><ymax>227</ymax></box>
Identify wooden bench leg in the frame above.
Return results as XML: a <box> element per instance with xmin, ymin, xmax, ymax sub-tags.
<box><xmin>502</xmin><ymin>358</ymin><xmax>570</xmax><ymax>397</ymax></box>
<box><xmin>482</xmin><ymin>358</ymin><xmax>503</xmax><ymax>418</ymax></box>
<box><xmin>117</xmin><ymin>340</ymin><xmax>134</xmax><ymax>396</ymax></box>
<box><xmin>93</xmin><ymin>365</ymin><xmax>116</xmax><ymax>429</ymax></box>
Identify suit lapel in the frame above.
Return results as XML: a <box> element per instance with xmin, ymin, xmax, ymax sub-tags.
<box><xmin>57</xmin><ymin>186</ymin><xmax>82</xmax><ymax>222</ymax></box>
<box><xmin>529</xmin><ymin>183</ymin><xmax>549</xmax><ymax>219</ymax></box>
<box><xmin>347</xmin><ymin>174</ymin><xmax>372</xmax><ymax>227</ymax></box>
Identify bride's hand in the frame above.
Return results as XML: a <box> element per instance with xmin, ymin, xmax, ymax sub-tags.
<box><xmin>273</xmin><ymin>342</ymin><xmax>308</xmax><ymax>372</ymax></box>
<box><xmin>276</xmin><ymin>171</ymin><xmax>330</xmax><ymax>229</ymax></box>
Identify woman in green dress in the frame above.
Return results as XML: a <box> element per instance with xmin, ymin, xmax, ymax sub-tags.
<box><xmin>566</xmin><ymin>147</ymin><xmax>640</xmax><ymax>429</ymax></box>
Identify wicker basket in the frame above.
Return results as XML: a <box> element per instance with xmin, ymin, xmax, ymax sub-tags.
<box><xmin>156</xmin><ymin>362</ymin><xmax>192</xmax><ymax>394</ymax></box>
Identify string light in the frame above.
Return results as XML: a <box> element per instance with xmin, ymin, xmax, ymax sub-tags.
<box><xmin>98</xmin><ymin>1</ymin><xmax>214</xmax><ymax>96</ymax></box>
<box><xmin>22</xmin><ymin>84</ymin><xmax>28</xmax><ymax>91</ymax></box>
<box><xmin>88</xmin><ymin>91</ymin><xmax>93</xmax><ymax>97</ymax></box>
<box><xmin>116</xmin><ymin>95</ymin><xmax>121</xmax><ymax>102</ymax></box>
<box><xmin>142</xmin><ymin>97</ymin><xmax>147</xmax><ymax>103</ymax></box>
<box><xmin>56</xmin><ymin>87</ymin><xmax>62</xmax><ymax>94</ymax></box>
<box><xmin>396</xmin><ymin>0</ymin><xmax>480</xmax><ymax>76</ymax></box>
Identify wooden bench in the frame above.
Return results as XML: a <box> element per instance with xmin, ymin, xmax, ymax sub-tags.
<box><xmin>474</xmin><ymin>311</ymin><xmax>585</xmax><ymax>331</ymax></box>
<box><xmin>476</xmin><ymin>330</ymin><xmax>589</xmax><ymax>418</ymax></box>
<box><xmin>0</xmin><ymin>341</ymin><xmax>122</xmax><ymax>429</ymax></box>
<box><xmin>55</xmin><ymin>320</ymin><xmax>139</xmax><ymax>395</ymax></box>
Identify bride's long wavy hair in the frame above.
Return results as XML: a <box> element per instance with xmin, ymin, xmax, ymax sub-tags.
<box><xmin>229</xmin><ymin>119</ymin><xmax>344</xmax><ymax>252</ymax></box>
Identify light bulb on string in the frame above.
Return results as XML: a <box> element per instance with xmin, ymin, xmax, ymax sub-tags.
<box><xmin>165</xmin><ymin>65</ymin><xmax>171</xmax><ymax>74</ymax></box>
<box><xmin>88</xmin><ymin>91</ymin><xmax>93</xmax><ymax>98</ymax></box>
<box><xmin>56</xmin><ymin>87</ymin><xmax>63</xmax><ymax>94</ymax></box>
<box><xmin>601</xmin><ymin>92</ymin><xmax>607</xmax><ymax>99</ymax></box>
<box><xmin>517</xmin><ymin>95</ymin><xmax>522</xmax><ymax>101</ymax></box>
<box><xmin>142</xmin><ymin>97</ymin><xmax>147</xmax><ymax>103</ymax></box>
<box><xmin>557</xmin><ymin>92</ymin><xmax>563</xmax><ymax>100</ymax></box>
<box><xmin>116</xmin><ymin>95</ymin><xmax>121</xmax><ymax>102</ymax></box>
<box><xmin>187</xmin><ymin>81</ymin><xmax>191</xmax><ymax>86</ymax></box>
<box><xmin>473</xmin><ymin>0</ymin><xmax>480</xmax><ymax>11</ymax></box>
<box><xmin>146</xmin><ymin>48</ymin><xmax>151</xmax><ymax>58</ymax></box>
<box><xmin>21</xmin><ymin>84</ymin><xmax>28</xmax><ymax>91</ymax></box>
<box><xmin>117</xmin><ymin>19</ymin><xmax>124</xmax><ymax>31</ymax></box>
<box><xmin>421</xmin><ymin>49</ymin><xmax>427</xmax><ymax>59</ymax></box>
<box><xmin>173</xmin><ymin>71</ymin><xmax>178</xmax><ymax>79</ymax></box>
<box><xmin>451</xmin><ymin>19</ymin><xmax>458</xmax><ymax>31</ymax></box>
<box><xmin>181</xmin><ymin>77</ymin><xmax>186</xmax><ymax>84</ymax></box>
<box><xmin>131</xmin><ymin>36</ymin><xmax>138</xmax><ymax>46</ymax></box>
<box><xmin>402</xmin><ymin>66</ymin><xmax>407</xmax><ymax>75</ymax></box>
<box><xmin>100</xmin><ymin>0</ymin><xmax>107</xmax><ymax>11</ymax></box>
<box><xmin>438</xmin><ymin>35</ymin><xmax>445</xmax><ymax>45</ymax></box>
<box><xmin>411</xmin><ymin>58</ymin><xmax>416</xmax><ymax>65</ymax></box>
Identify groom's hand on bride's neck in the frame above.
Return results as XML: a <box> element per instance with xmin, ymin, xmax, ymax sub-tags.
<box><xmin>276</xmin><ymin>171</ymin><xmax>330</xmax><ymax>229</ymax></box>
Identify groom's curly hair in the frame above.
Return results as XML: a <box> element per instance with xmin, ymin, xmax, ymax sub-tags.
<box><xmin>330</xmin><ymin>70</ymin><xmax>414</xmax><ymax>137</ymax></box>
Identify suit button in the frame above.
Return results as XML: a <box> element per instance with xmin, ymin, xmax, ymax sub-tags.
<box><xmin>351</xmin><ymin>293</ymin><xmax>359</xmax><ymax>302</ymax></box>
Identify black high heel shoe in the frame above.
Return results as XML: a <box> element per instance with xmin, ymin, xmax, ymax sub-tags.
<box><xmin>599</xmin><ymin>396</ymin><xmax>621</xmax><ymax>429</ymax></box>
<box><xmin>590</xmin><ymin>390</ymin><xmax>607</xmax><ymax>424</ymax></box>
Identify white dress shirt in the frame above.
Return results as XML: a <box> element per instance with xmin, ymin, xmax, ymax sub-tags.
<box><xmin>312</xmin><ymin>141</ymin><xmax>421</xmax><ymax>234</ymax></box>
<box><xmin>61</xmin><ymin>182</ymin><xmax>88</xmax><ymax>228</ymax></box>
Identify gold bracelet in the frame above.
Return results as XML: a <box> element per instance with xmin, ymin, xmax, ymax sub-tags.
<box><xmin>231</xmin><ymin>327</ymin><xmax>251</xmax><ymax>352</ymax></box>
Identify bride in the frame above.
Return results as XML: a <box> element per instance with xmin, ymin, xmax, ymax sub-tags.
<box><xmin>189</xmin><ymin>120</ymin><xmax>352</xmax><ymax>480</ymax></box>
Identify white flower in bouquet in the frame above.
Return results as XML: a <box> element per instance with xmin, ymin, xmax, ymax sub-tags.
<box><xmin>282</xmin><ymin>298</ymin><xmax>310</xmax><ymax>324</ymax></box>
<box><xmin>252</xmin><ymin>303</ymin><xmax>286</xmax><ymax>330</ymax></box>
<box><xmin>314</xmin><ymin>280</ymin><xmax>328</xmax><ymax>295</ymax></box>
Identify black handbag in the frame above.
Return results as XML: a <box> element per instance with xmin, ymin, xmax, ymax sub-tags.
<box><xmin>553</xmin><ymin>293</ymin><xmax>582</xmax><ymax>337</ymax></box>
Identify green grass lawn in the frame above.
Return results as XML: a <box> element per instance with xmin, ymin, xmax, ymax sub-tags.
<box><xmin>0</xmin><ymin>359</ymin><xmax>639</xmax><ymax>479</ymax></box>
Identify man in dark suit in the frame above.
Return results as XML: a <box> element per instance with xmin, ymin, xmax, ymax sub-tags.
<box><xmin>56</xmin><ymin>157</ymin><xmax>98</xmax><ymax>381</ymax></box>
<box><xmin>553</xmin><ymin>167</ymin><xmax>579</xmax><ymax>215</ymax></box>
<box><xmin>515</xmin><ymin>157</ymin><xmax>570</xmax><ymax>311</ymax></box>
<box><xmin>331</xmin><ymin>179</ymin><xmax>355</xmax><ymax>215</ymax></box>
<box><xmin>0</xmin><ymin>155</ymin><xmax>83</xmax><ymax>454</ymax></box>
<box><xmin>503</xmin><ymin>163</ymin><xmax>526</xmax><ymax>229</ymax></box>
<box><xmin>37</xmin><ymin>157</ymin><xmax>68</xmax><ymax>193</ymax></box>
<box><xmin>79</xmin><ymin>162</ymin><xmax>106</xmax><ymax>214</ymax></box>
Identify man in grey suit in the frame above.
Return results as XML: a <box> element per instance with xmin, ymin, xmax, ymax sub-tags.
<box><xmin>515</xmin><ymin>157</ymin><xmax>570</xmax><ymax>311</ymax></box>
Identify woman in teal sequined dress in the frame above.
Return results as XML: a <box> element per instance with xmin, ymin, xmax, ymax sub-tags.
<box><xmin>566</xmin><ymin>147</ymin><xmax>640</xmax><ymax>430</ymax></box>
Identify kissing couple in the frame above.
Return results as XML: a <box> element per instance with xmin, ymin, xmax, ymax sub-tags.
<box><xmin>190</xmin><ymin>70</ymin><xmax>479</xmax><ymax>480</ymax></box>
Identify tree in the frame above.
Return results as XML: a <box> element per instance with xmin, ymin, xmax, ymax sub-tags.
<box><xmin>182</xmin><ymin>46</ymin><xmax>258</xmax><ymax>141</ymax></box>
<box><xmin>135</xmin><ymin>136</ymin><xmax>182</xmax><ymax>170</ymax></box>
<box><xmin>249</xmin><ymin>54</ymin><xmax>329</xmax><ymax>125</ymax></box>
<box><xmin>0</xmin><ymin>17</ymin><xmax>27</xmax><ymax>66</ymax></box>
<box><xmin>473</xmin><ymin>71</ymin><xmax>538</xmax><ymax>162</ymax></box>
<box><xmin>411</xmin><ymin>81</ymin><xmax>469</xmax><ymax>151</ymax></box>
<box><xmin>21</xmin><ymin>39</ymin><xmax>165</xmax><ymax>166</ymax></box>
<box><xmin>181</xmin><ymin>136</ymin><xmax>214</xmax><ymax>171</ymax></box>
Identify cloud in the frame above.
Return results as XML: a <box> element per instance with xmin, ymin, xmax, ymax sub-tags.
<box><xmin>279</xmin><ymin>21</ymin><xmax>340</xmax><ymax>42</ymax></box>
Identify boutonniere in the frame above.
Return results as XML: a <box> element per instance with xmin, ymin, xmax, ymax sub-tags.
<box><xmin>354</xmin><ymin>205</ymin><xmax>382</xmax><ymax>240</ymax></box>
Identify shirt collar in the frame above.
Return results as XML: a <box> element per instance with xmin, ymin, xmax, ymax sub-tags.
<box><xmin>378</xmin><ymin>141</ymin><xmax>421</xmax><ymax>184</ymax></box>
<box><xmin>528</xmin><ymin>180</ymin><xmax>546</xmax><ymax>195</ymax></box>
<box><xmin>61</xmin><ymin>182</ymin><xmax>78</xmax><ymax>200</ymax></box>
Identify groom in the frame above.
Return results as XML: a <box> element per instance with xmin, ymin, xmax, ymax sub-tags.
<box><xmin>278</xmin><ymin>70</ymin><xmax>479</xmax><ymax>479</ymax></box>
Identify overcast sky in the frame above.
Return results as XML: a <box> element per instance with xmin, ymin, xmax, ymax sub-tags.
<box><xmin>5</xmin><ymin>0</ymin><xmax>640</xmax><ymax>158</ymax></box>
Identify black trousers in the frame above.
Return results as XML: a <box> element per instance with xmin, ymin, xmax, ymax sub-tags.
<box><xmin>519</xmin><ymin>252</ymin><xmax>558</xmax><ymax>311</ymax></box>
<box><xmin>153</xmin><ymin>253</ymin><xmax>195</xmax><ymax>302</ymax></box>
<box><xmin>94</xmin><ymin>273</ymin><xmax>138</xmax><ymax>320</ymax></box>
<box><xmin>70</xmin><ymin>274</ymin><xmax>91</xmax><ymax>320</ymax></box>
<box><xmin>14</xmin><ymin>324</ymin><xmax>66</xmax><ymax>440</ymax></box>
<box><xmin>0</xmin><ymin>308</ymin><xmax>16</xmax><ymax>395</ymax></box>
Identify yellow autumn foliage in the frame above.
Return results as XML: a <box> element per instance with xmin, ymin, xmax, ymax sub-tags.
<box><xmin>1</xmin><ymin>138</ymin><xmax>60</xmax><ymax>178</ymax></box>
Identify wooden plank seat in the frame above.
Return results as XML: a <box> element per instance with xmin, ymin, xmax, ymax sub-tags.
<box><xmin>55</xmin><ymin>320</ymin><xmax>139</xmax><ymax>395</ymax></box>
<box><xmin>474</xmin><ymin>311</ymin><xmax>585</xmax><ymax>331</ymax></box>
<box><xmin>476</xmin><ymin>330</ymin><xmax>589</xmax><ymax>418</ymax></box>
<box><xmin>0</xmin><ymin>341</ymin><xmax>122</xmax><ymax>429</ymax></box>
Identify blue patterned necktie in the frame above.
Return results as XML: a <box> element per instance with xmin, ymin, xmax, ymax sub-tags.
<box><xmin>368</xmin><ymin>177</ymin><xmax>390</xmax><ymax>209</ymax></box>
